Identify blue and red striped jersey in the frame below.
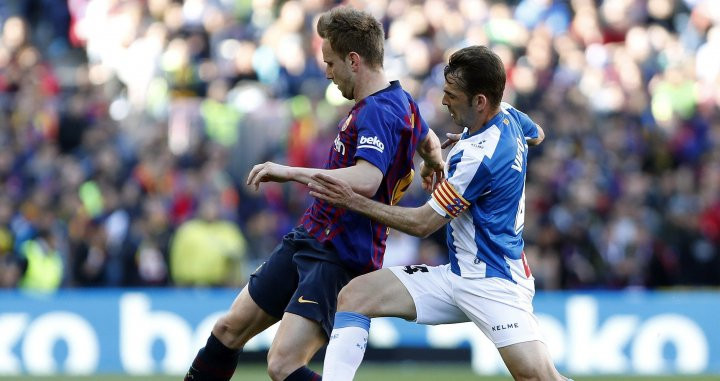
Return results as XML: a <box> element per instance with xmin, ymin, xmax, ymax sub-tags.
<box><xmin>301</xmin><ymin>81</ymin><xmax>428</xmax><ymax>273</ymax></box>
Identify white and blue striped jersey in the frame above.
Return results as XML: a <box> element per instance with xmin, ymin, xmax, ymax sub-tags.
<box><xmin>428</xmin><ymin>103</ymin><xmax>538</xmax><ymax>287</ymax></box>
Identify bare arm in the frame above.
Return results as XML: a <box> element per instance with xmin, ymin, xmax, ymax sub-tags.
<box><xmin>309</xmin><ymin>173</ymin><xmax>447</xmax><ymax>238</ymax></box>
<box><xmin>417</xmin><ymin>129</ymin><xmax>445</xmax><ymax>192</ymax></box>
<box><xmin>247</xmin><ymin>159</ymin><xmax>382</xmax><ymax>198</ymax></box>
<box><xmin>417</xmin><ymin>129</ymin><xmax>443</xmax><ymax>168</ymax></box>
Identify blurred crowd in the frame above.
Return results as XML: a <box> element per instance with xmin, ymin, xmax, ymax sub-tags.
<box><xmin>0</xmin><ymin>0</ymin><xmax>718</xmax><ymax>292</ymax></box>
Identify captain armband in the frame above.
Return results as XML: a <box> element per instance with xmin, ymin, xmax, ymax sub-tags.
<box><xmin>431</xmin><ymin>180</ymin><xmax>470</xmax><ymax>218</ymax></box>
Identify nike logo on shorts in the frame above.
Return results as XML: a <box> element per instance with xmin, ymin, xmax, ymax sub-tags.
<box><xmin>298</xmin><ymin>296</ymin><xmax>319</xmax><ymax>304</ymax></box>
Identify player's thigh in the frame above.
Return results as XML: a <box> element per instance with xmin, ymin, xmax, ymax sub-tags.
<box><xmin>454</xmin><ymin>277</ymin><xmax>542</xmax><ymax>348</ymax></box>
<box><xmin>337</xmin><ymin>268</ymin><xmax>416</xmax><ymax>320</ymax></box>
<box><xmin>213</xmin><ymin>286</ymin><xmax>279</xmax><ymax>348</ymax></box>
<box><xmin>267</xmin><ymin>312</ymin><xmax>327</xmax><ymax>378</ymax></box>
<box><xmin>218</xmin><ymin>228</ymin><xmax>306</xmax><ymax>348</ymax></box>
<box><xmin>386</xmin><ymin>264</ymin><xmax>468</xmax><ymax>324</ymax></box>
<box><xmin>247</xmin><ymin>231</ymin><xmax>303</xmax><ymax>320</ymax></box>
<box><xmin>285</xmin><ymin>251</ymin><xmax>355</xmax><ymax>338</ymax></box>
<box><xmin>498</xmin><ymin>340</ymin><xmax>561</xmax><ymax>380</ymax></box>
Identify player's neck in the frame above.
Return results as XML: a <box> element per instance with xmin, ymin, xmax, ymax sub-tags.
<box><xmin>353</xmin><ymin>70</ymin><xmax>389</xmax><ymax>102</ymax></box>
<box><xmin>467</xmin><ymin>107</ymin><xmax>501</xmax><ymax>135</ymax></box>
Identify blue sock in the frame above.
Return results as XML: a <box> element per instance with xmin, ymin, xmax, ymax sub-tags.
<box><xmin>185</xmin><ymin>334</ymin><xmax>239</xmax><ymax>381</ymax></box>
<box><xmin>284</xmin><ymin>366</ymin><xmax>322</xmax><ymax>380</ymax></box>
<box><xmin>333</xmin><ymin>311</ymin><xmax>371</xmax><ymax>331</ymax></box>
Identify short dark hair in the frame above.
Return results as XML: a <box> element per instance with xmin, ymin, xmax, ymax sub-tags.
<box><xmin>316</xmin><ymin>6</ymin><xmax>384</xmax><ymax>69</ymax></box>
<box><xmin>444</xmin><ymin>46</ymin><xmax>505</xmax><ymax>108</ymax></box>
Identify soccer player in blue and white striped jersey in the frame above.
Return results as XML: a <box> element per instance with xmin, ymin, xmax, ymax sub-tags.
<box><xmin>311</xmin><ymin>46</ymin><xmax>571</xmax><ymax>381</ymax></box>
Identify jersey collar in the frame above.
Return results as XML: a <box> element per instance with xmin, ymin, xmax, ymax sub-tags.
<box><xmin>461</xmin><ymin>110</ymin><xmax>505</xmax><ymax>140</ymax></box>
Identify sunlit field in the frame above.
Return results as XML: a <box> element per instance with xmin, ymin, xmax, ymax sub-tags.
<box><xmin>1</xmin><ymin>364</ymin><xmax>718</xmax><ymax>381</ymax></box>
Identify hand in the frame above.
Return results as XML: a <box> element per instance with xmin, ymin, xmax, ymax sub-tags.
<box><xmin>246</xmin><ymin>161</ymin><xmax>292</xmax><ymax>191</ymax></box>
<box><xmin>419</xmin><ymin>160</ymin><xmax>445</xmax><ymax>192</ymax></box>
<box><xmin>308</xmin><ymin>173</ymin><xmax>357</xmax><ymax>208</ymax></box>
<box><xmin>441</xmin><ymin>132</ymin><xmax>462</xmax><ymax>149</ymax></box>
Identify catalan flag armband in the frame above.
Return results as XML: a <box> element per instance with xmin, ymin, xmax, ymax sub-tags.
<box><xmin>431</xmin><ymin>180</ymin><xmax>470</xmax><ymax>218</ymax></box>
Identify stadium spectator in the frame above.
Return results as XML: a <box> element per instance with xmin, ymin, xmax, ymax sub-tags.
<box><xmin>170</xmin><ymin>197</ymin><xmax>247</xmax><ymax>287</ymax></box>
<box><xmin>17</xmin><ymin>228</ymin><xmax>63</xmax><ymax>292</ymax></box>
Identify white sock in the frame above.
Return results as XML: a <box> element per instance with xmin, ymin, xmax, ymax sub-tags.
<box><xmin>322</xmin><ymin>312</ymin><xmax>370</xmax><ymax>381</ymax></box>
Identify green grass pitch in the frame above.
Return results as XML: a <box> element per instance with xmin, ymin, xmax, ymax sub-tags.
<box><xmin>0</xmin><ymin>364</ymin><xmax>718</xmax><ymax>381</ymax></box>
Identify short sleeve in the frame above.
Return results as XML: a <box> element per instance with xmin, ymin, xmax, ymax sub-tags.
<box><xmin>414</xmin><ymin>99</ymin><xmax>430</xmax><ymax>142</ymax></box>
<box><xmin>353</xmin><ymin>106</ymin><xmax>397</xmax><ymax>174</ymax></box>
<box><xmin>502</xmin><ymin>103</ymin><xmax>538</xmax><ymax>139</ymax></box>
<box><xmin>519</xmin><ymin>115</ymin><xmax>539</xmax><ymax>140</ymax></box>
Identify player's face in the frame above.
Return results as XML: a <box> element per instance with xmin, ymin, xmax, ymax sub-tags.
<box><xmin>322</xmin><ymin>39</ymin><xmax>355</xmax><ymax>100</ymax></box>
<box><xmin>442</xmin><ymin>77</ymin><xmax>476</xmax><ymax>128</ymax></box>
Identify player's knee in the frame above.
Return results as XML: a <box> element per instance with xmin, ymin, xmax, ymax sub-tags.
<box><xmin>509</xmin><ymin>368</ymin><xmax>539</xmax><ymax>381</ymax></box>
<box><xmin>336</xmin><ymin>285</ymin><xmax>354</xmax><ymax>310</ymax></box>
<box><xmin>336</xmin><ymin>281</ymin><xmax>369</xmax><ymax>313</ymax></box>
<box><xmin>266</xmin><ymin>349</ymin><xmax>301</xmax><ymax>381</ymax></box>
<box><xmin>510</xmin><ymin>362</ymin><xmax>558</xmax><ymax>381</ymax></box>
<box><xmin>211</xmin><ymin>314</ymin><xmax>245</xmax><ymax>349</ymax></box>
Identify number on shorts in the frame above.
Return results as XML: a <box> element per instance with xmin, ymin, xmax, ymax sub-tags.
<box><xmin>403</xmin><ymin>265</ymin><xmax>429</xmax><ymax>274</ymax></box>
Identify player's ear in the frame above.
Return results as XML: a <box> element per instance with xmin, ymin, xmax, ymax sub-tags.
<box><xmin>475</xmin><ymin>94</ymin><xmax>488</xmax><ymax>113</ymax></box>
<box><xmin>348</xmin><ymin>51</ymin><xmax>361</xmax><ymax>71</ymax></box>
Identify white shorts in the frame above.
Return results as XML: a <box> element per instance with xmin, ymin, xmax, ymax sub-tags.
<box><xmin>389</xmin><ymin>263</ymin><xmax>544</xmax><ymax>348</ymax></box>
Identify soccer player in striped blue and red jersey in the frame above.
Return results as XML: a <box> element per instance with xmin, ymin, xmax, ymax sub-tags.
<box><xmin>310</xmin><ymin>46</ymin><xmax>572</xmax><ymax>381</ymax></box>
<box><xmin>184</xmin><ymin>6</ymin><xmax>444</xmax><ymax>381</ymax></box>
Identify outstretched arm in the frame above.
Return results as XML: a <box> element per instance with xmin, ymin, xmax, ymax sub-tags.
<box><xmin>308</xmin><ymin>173</ymin><xmax>447</xmax><ymax>238</ymax></box>
<box><xmin>247</xmin><ymin>159</ymin><xmax>383</xmax><ymax>198</ymax></box>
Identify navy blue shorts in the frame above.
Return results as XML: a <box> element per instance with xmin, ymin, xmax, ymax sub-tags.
<box><xmin>248</xmin><ymin>226</ymin><xmax>357</xmax><ymax>338</ymax></box>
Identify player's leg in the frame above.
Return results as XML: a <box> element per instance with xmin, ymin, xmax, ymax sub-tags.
<box><xmin>453</xmin><ymin>277</ymin><xmax>569</xmax><ymax>381</ymax></box>
<box><xmin>321</xmin><ymin>268</ymin><xmax>415</xmax><ymax>381</ymax></box>
<box><xmin>185</xmin><ymin>287</ymin><xmax>278</xmax><ymax>381</ymax></box>
<box><xmin>323</xmin><ymin>265</ymin><xmax>467</xmax><ymax>381</ymax></box>
<box><xmin>185</xmin><ymin>231</ymin><xmax>301</xmax><ymax>381</ymax></box>
<box><xmin>498</xmin><ymin>340</ymin><xmax>568</xmax><ymax>381</ymax></box>
<box><xmin>265</xmin><ymin>249</ymin><xmax>355</xmax><ymax>380</ymax></box>
<box><xmin>213</xmin><ymin>287</ymin><xmax>278</xmax><ymax>347</ymax></box>
<box><xmin>336</xmin><ymin>268</ymin><xmax>417</xmax><ymax>318</ymax></box>
<box><xmin>266</xmin><ymin>312</ymin><xmax>327</xmax><ymax>380</ymax></box>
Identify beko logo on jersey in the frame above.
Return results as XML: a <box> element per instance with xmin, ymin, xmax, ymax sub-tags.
<box><xmin>358</xmin><ymin>136</ymin><xmax>384</xmax><ymax>152</ymax></box>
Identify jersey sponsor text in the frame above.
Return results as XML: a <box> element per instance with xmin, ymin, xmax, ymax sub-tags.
<box><xmin>358</xmin><ymin>135</ymin><xmax>385</xmax><ymax>152</ymax></box>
